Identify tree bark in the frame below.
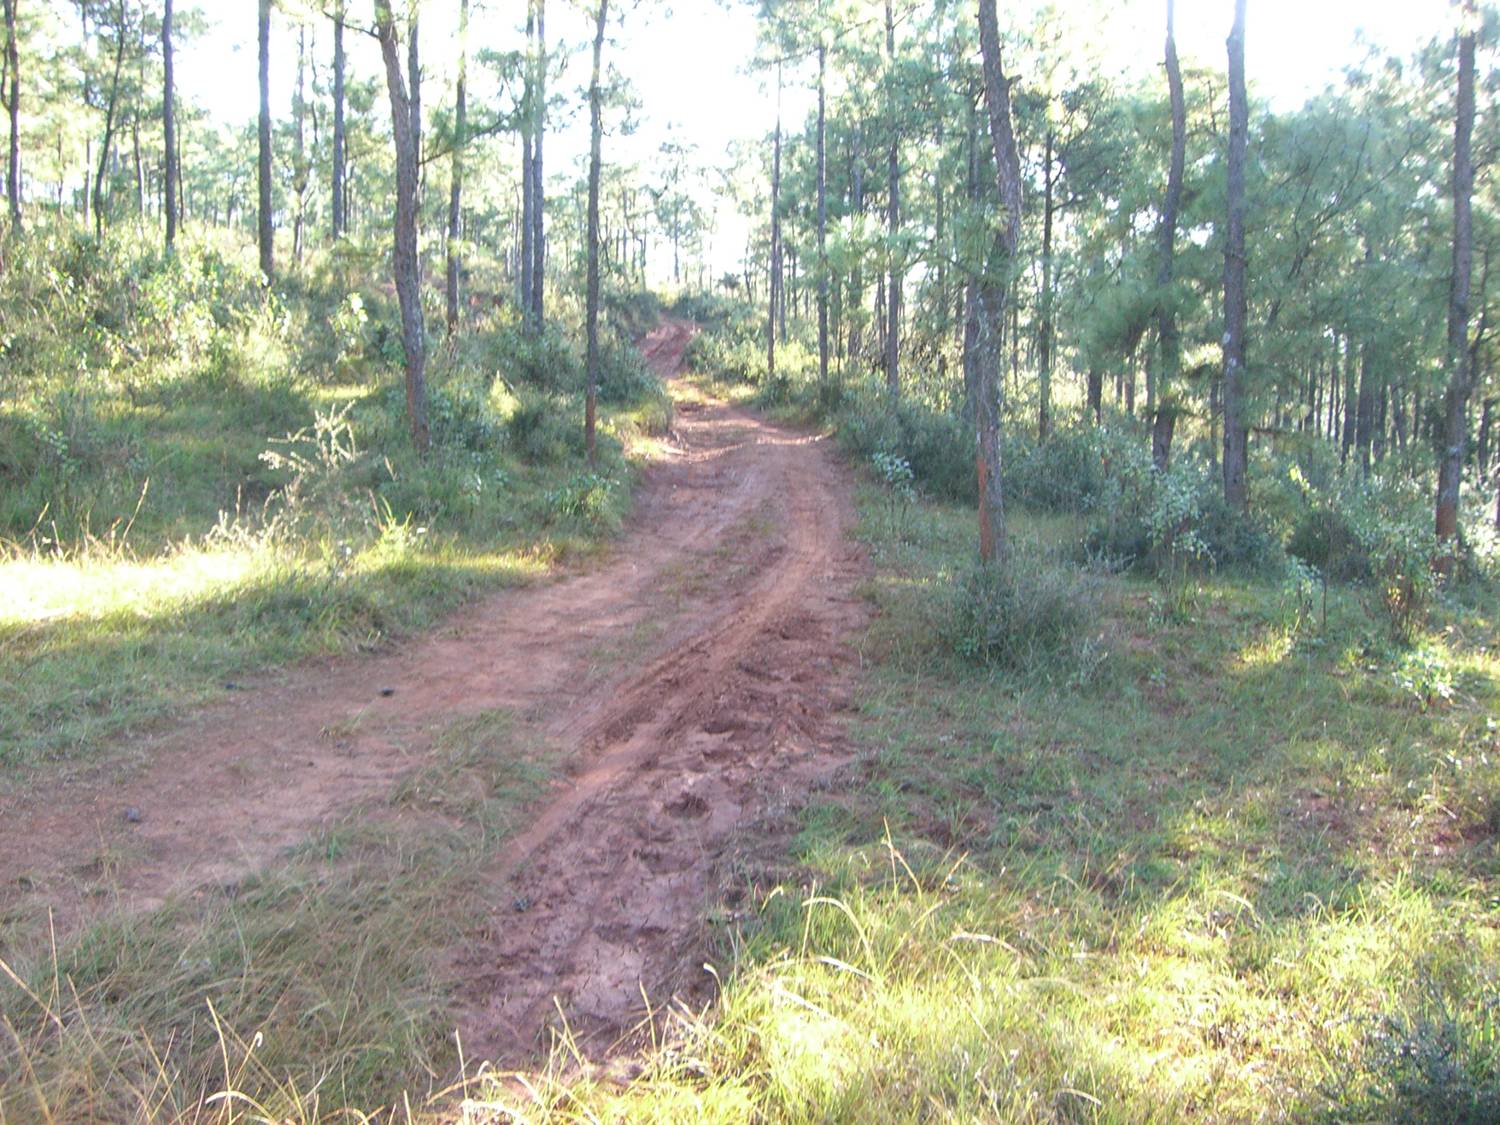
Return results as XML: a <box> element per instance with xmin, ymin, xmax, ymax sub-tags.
<box><xmin>1221</xmin><ymin>0</ymin><xmax>1249</xmax><ymax>511</ymax></box>
<box><xmin>977</xmin><ymin>0</ymin><xmax>1023</xmax><ymax>567</ymax></box>
<box><xmin>768</xmin><ymin>60</ymin><xmax>782</xmax><ymax>384</ymax></box>
<box><xmin>293</xmin><ymin>22</ymin><xmax>308</xmax><ymax>261</ymax></box>
<box><xmin>257</xmin><ymin>0</ymin><xmax>273</xmax><ymax>281</ymax></box>
<box><xmin>407</xmin><ymin>12</ymin><xmax>419</xmax><ymax>195</ymax></box>
<box><xmin>884</xmin><ymin>0</ymin><xmax>901</xmax><ymax>398</ymax></box>
<box><xmin>1153</xmin><ymin>0</ymin><xmax>1185</xmax><ymax>470</ymax></box>
<box><xmin>374</xmin><ymin>0</ymin><xmax>429</xmax><ymax>455</ymax></box>
<box><xmin>445</xmin><ymin>0</ymin><xmax>468</xmax><ymax>333</ymax></box>
<box><xmin>1356</xmin><ymin>343</ymin><xmax>1376</xmax><ymax>476</ymax></box>
<box><xmin>163</xmin><ymin>0</ymin><xmax>177</xmax><ymax>250</ymax></box>
<box><xmin>93</xmin><ymin>2</ymin><xmax>127</xmax><ymax>240</ymax></box>
<box><xmin>531</xmin><ymin>0</ymin><xmax>546</xmax><ymax>326</ymax></box>
<box><xmin>1437</xmin><ymin>0</ymin><xmax>1477</xmax><ymax>567</ymax></box>
<box><xmin>331</xmin><ymin>3</ymin><xmax>346</xmax><ymax>238</ymax></box>
<box><xmin>1039</xmin><ymin>127</ymin><xmax>1055</xmax><ymax>440</ymax></box>
<box><xmin>584</xmin><ymin>0</ymin><xmax>608</xmax><ymax>464</ymax></box>
<box><xmin>4</xmin><ymin>0</ymin><xmax>19</xmax><ymax>233</ymax></box>
<box><xmin>816</xmin><ymin>42</ymin><xmax>829</xmax><ymax>391</ymax></box>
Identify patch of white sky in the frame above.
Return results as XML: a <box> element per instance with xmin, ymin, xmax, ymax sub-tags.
<box><xmin>175</xmin><ymin>0</ymin><xmax>1457</xmax><ymax>278</ymax></box>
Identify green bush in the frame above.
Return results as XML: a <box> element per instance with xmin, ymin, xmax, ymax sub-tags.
<box><xmin>835</xmin><ymin>395</ymin><xmax>976</xmax><ymax>503</ymax></box>
<box><xmin>940</xmin><ymin>555</ymin><xmax>1104</xmax><ymax>677</ymax></box>
<box><xmin>506</xmin><ymin>391</ymin><xmax>584</xmax><ymax>465</ymax></box>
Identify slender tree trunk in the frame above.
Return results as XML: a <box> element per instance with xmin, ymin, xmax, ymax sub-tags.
<box><xmin>331</xmin><ymin>3</ymin><xmax>346</xmax><ymax>238</ymax></box>
<box><xmin>445</xmin><ymin>0</ymin><xmax>468</xmax><ymax>333</ymax></box>
<box><xmin>1356</xmin><ymin>344</ymin><xmax>1376</xmax><ymax>476</ymax></box>
<box><xmin>1437</xmin><ymin>0</ymin><xmax>1477</xmax><ymax>567</ymax></box>
<box><xmin>977</xmin><ymin>0</ymin><xmax>1023</xmax><ymax>567</ymax></box>
<box><xmin>1153</xmin><ymin>0</ymin><xmax>1186</xmax><ymax>470</ymax></box>
<box><xmin>768</xmin><ymin>61</ymin><xmax>782</xmax><ymax>384</ymax></box>
<box><xmin>293</xmin><ymin>22</ymin><xmax>308</xmax><ymax>261</ymax></box>
<box><xmin>257</xmin><ymin>0</ymin><xmax>273</xmax><ymax>281</ymax></box>
<box><xmin>163</xmin><ymin>0</ymin><xmax>177</xmax><ymax>250</ymax></box>
<box><xmin>131</xmin><ymin>21</ymin><xmax>143</xmax><ymax>217</ymax></box>
<box><xmin>1478</xmin><ymin>397</ymin><xmax>1493</xmax><ymax>478</ymax></box>
<box><xmin>520</xmin><ymin>2</ymin><xmax>536</xmax><ymax>325</ymax></box>
<box><xmin>816</xmin><ymin>43</ymin><xmax>829</xmax><ymax>391</ymax></box>
<box><xmin>374</xmin><ymin>0</ymin><xmax>429</xmax><ymax>454</ymax></box>
<box><xmin>94</xmin><ymin>3</ymin><xmax>127</xmax><ymax>240</ymax></box>
<box><xmin>584</xmin><ymin>0</ymin><xmax>608</xmax><ymax>464</ymax></box>
<box><xmin>1038</xmin><ymin>127</ymin><xmax>1055</xmax><ymax>439</ymax></box>
<box><xmin>3</xmin><ymin>0</ymin><xmax>17</xmax><ymax>233</ymax></box>
<box><xmin>884</xmin><ymin>0</ymin><xmax>901</xmax><ymax>398</ymax></box>
<box><xmin>1221</xmin><ymin>0</ymin><xmax>1249</xmax><ymax>510</ymax></box>
<box><xmin>531</xmin><ymin>0</ymin><xmax>546</xmax><ymax>326</ymax></box>
<box><xmin>407</xmin><ymin>11</ymin><xmax>420</xmax><ymax>198</ymax></box>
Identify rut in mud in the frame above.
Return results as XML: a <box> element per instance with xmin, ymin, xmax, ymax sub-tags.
<box><xmin>0</xmin><ymin>319</ymin><xmax>869</xmax><ymax>1061</ymax></box>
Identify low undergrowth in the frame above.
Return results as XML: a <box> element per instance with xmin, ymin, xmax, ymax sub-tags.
<box><xmin>0</xmin><ymin>224</ymin><xmax>668</xmax><ymax>770</ymax></box>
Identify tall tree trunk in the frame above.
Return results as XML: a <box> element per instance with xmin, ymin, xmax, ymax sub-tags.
<box><xmin>293</xmin><ymin>22</ymin><xmax>308</xmax><ymax>261</ymax></box>
<box><xmin>584</xmin><ymin>0</ymin><xmax>608</xmax><ymax>463</ymax></box>
<box><xmin>530</xmin><ymin>0</ymin><xmax>546</xmax><ymax>326</ymax></box>
<box><xmin>1356</xmin><ymin>344</ymin><xmax>1377</xmax><ymax>475</ymax></box>
<box><xmin>1039</xmin><ymin>127</ymin><xmax>1055</xmax><ymax>439</ymax></box>
<box><xmin>816</xmin><ymin>43</ymin><xmax>829</xmax><ymax>391</ymax></box>
<box><xmin>407</xmin><ymin>12</ymin><xmax>419</xmax><ymax>196</ymax></box>
<box><xmin>884</xmin><ymin>0</ymin><xmax>901</xmax><ymax>398</ymax></box>
<box><xmin>374</xmin><ymin>0</ymin><xmax>429</xmax><ymax>455</ymax></box>
<box><xmin>331</xmin><ymin>3</ymin><xmax>346</xmax><ymax>238</ymax></box>
<box><xmin>163</xmin><ymin>0</ymin><xmax>177</xmax><ymax>250</ymax></box>
<box><xmin>768</xmin><ymin>60</ymin><xmax>782</xmax><ymax>384</ymax></box>
<box><xmin>3</xmin><ymin>0</ymin><xmax>17</xmax><ymax>233</ymax></box>
<box><xmin>257</xmin><ymin>0</ymin><xmax>273</xmax><ymax>281</ymax></box>
<box><xmin>445</xmin><ymin>0</ymin><xmax>468</xmax><ymax>333</ymax></box>
<box><xmin>132</xmin><ymin>18</ymin><xmax>144</xmax><ymax>217</ymax></box>
<box><xmin>1437</xmin><ymin>0</ymin><xmax>1477</xmax><ymax>568</ymax></box>
<box><xmin>1153</xmin><ymin>0</ymin><xmax>1185</xmax><ymax>470</ymax></box>
<box><xmin>520</xmin><ymin>2</ymin><xmax>536</xmax><ymax>325</ymax></box>
<box><xmin>977</xmin><ymin>0</ymin><xmax>1023</xmax><ymax>567</ymax></box>
<box><xmin>1221</xmin><ymin>0</ymin><xmax>1249</xmax><ymax>511</ymax></box>
<box><xmin>93</xmin><ymin>2</ymin><xmax>127</xmax><ymax>240</ymax></box>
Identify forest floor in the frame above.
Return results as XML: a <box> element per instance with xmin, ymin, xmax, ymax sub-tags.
<box><xmin>0</xmin><ymin>319</ymin><xmax>870</xmax><ymax>1069</ymax></box>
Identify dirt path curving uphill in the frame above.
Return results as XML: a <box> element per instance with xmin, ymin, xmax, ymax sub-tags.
<box><xmin>0</xmin><ymin>318</ymin><xmax>869</xmax><ymax>1060</ymax></box>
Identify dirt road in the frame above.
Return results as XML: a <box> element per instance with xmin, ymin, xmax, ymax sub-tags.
<box><xmin>0</xmin><ymin>319</ymin><xmax>869</xmax><ymax>1059</ymax></box>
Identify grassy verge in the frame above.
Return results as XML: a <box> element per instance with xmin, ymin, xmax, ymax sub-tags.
<box><xmin>1</xmin><ymin>229</ymin><xmax>670</xmax><ymax>771</ymax></box>
<box><xmin>471</xmin><ymin>485</ymin><xmax>1500</xmax><ymax>1122</ymax></box>
<box><xmin>0</xmin><ymin>706</ymin><xmax>566</xmax><ymax>1119</ymax></box>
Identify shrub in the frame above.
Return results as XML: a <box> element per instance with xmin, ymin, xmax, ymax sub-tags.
<box><xmin>1319</xmin><ymin>974</ymin><xmax>1500</xmax><ymax>1124</ymax></box>
<box><xmin>506</xmin><ymin>391</ymin><xmax>584</xmax><ymax>464</ymax></box>
<box><xmin>836</xmin><ymin>395</ymin><xmax>976</xmax><ymax>503</ymax></box>
<box><xmin>940</xmin><ymin>555</ymin><xmax>1105</xmax><ymax>678</ymax></box>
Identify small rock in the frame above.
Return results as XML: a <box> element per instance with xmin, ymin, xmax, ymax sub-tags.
<box><xmin>512</xmin><ymin>895</ymin><xmax>532</xmax><ymax>913</ymax></box>
<box><xmin>123</xmin><ymin>807</ymin><xmax>142</xmax><ymax>824</ymax></box>
<box><xmin>379</xmin><ymin>687</ymin><xmax>396</xmax><ymax>698</ymax></box>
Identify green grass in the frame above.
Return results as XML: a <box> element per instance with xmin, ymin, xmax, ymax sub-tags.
<box><xmin>467</xmin><ymin>487</ymin><xmax>1500</xmax><ymax>1123</ymax></box>
<box><xmin>0</xmin><ymin>228</ymin><xmax>667</xmax><ymax>772</ymax></box>
<box><xmin>0</xmin><ymin>707</ymin><xmax>564</xmax><ymax>1121</ymax></box>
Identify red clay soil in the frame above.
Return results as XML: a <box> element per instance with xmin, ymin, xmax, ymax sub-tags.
<box><xmin>0</xmin><ymin>318</ymin><xmax>870</xmax><ymax>1062</ymax></box>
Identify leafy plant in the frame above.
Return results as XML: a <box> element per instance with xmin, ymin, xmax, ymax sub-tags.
<box><xmin>872</xmin><ymin>450</ymin><xmax>916</xmax><ymax>540</ymax></box>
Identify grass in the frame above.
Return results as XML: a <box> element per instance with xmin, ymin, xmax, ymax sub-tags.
<box><xmin>1</xmin><ymin>237</ymin><xmax>665</xmax><ymax>770</ymax></box>
<box><xmin>0</xmin><ymin>706</ymin><xmax>564</xmax><ymax>1121</ymax></box>
<box><xmin>462</xmin><ymin>485</ymin><xmax>1500</xmax><ymax>1122</ymax></box>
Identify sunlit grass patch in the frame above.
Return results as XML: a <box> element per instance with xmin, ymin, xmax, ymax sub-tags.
<box><xmin>459</xmin><ymin>480</ymin><xmax>1500</xmax><ymax>1122</ymax></box>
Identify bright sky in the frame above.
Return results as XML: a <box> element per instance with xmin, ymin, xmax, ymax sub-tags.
<box><xmin>173</xmin><ymin>0</ymin><xmax>1460</xmax><ymax>277</ymax></box>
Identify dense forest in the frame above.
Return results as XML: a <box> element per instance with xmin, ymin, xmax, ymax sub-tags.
<box><xmin>1</xmin><ymin>0</ymin><xmax>1498</xmax><ymax>1120</ymax></box>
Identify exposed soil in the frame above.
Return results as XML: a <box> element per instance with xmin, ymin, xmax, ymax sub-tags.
<box><xmin>0</xmin><ymin>319</ymin><xmax>869</xmax><ymax>1062</ymax></box>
